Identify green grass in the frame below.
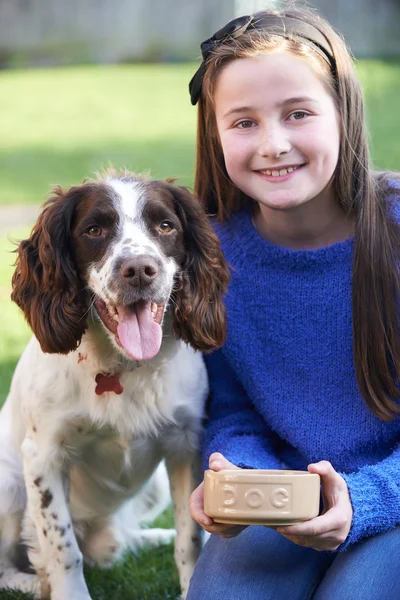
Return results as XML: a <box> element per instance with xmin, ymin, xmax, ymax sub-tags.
<box><xmin>0</xmin><ymin>63</ymin><xmax>197</xmax><ymax>205</ymax></box>
<box><xmin>0</xmin><ymin>60</ymin><xmax>399</xmax><ymax>599</ymax></box>
<box><xmin>356</xmin><ymin>60</ymin><xmax>400</xmax><ymax>170</ymax></box>
<box><xmin>0</xmin><ymin>522</ymin><xmax>180</xmax><ymax>600</ymax></box>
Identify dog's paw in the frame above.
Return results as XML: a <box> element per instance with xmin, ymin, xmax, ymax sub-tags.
<box><xmin>0</xmin><ymin>558</ymin><xmax>41</xmax><ymax>598</ymax></box>
<box><xmin>83</xmin><ymin>527</ymin><xmax>123</xmax><ymax>568</ymax></box>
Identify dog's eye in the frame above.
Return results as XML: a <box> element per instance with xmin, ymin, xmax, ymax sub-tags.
<box><xmin>86</xmin><ymin>226</ymin><xmax>103</xmax><ymax>237</ymax></box>
<box><xmin>158</xmin><ymin>221</ymin><xmax>173</xmax><ymax>234</ymax></box>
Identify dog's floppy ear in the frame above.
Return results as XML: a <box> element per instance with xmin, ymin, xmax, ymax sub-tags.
<box><xmin>168</xmin><ymin>184</ymin><xmax>230</xmax><ymax>351</ymax></box>
<box><xmin>11</xmin><ymin>186</ymin><xmax>88</xmax><ymax>354</ymax></box>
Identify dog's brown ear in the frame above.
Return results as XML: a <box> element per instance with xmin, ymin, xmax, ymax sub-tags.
<box><xmin>11</xmin><ymin>186</ymin><xmax>88</xmax><ymax>354</ymax></box>
<box><xmin>167</xmin><ymin>184</ymin><xmax>230</xmax><ymax>351</ymax></box>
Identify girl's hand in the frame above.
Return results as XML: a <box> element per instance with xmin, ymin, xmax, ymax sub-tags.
<box><xmin>274</xmin><ymin>460</ymin><xmax>353</xmax><ymax>551</ymax></box>
<box><xmin>189</xmin><ymin>452</ymin><xmax>248</xmax><ymax>538</ymax></box>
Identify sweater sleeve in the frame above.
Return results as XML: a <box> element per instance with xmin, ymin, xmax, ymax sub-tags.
<box><xmin>203</xmin><ymin>349</ymin><xmax>282</xmax><ymax>471</ymax></box>
<box><xmin>339</xmin><ymin>443</ymin><xmax>400</xmax><ymax>550</ymax></box>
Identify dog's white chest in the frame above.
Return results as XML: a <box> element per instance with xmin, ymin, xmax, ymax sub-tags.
<box><xmin>67</xmin><ymin>426</ymin><xmax>164</xmax><ymax>518</ymax></box>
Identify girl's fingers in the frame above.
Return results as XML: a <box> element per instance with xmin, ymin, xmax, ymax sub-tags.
<box><xmin>308</xmin><ymin>460</ymin><xmax>343</xmax><ymax>493</ymax></box>
<box><xmin>276</xmin><ymin>505</ymin><xmax>343</xmax><ymax>537</ymax></box>
<box><xmin>209</xmin><ymin>452</ymin><xmax>240</xmax><ymax>471</ymax></box>
<box><xmin>203</xmin><ymin>521</ymin><xmax>248</xmax><ymax>538</ymax></box>
<box><xmin>276</xmin><ymin>499</ymin><xmax>352</xmax><ymax>550</ymax></box>
<box><xmin>189</xmin><ymin>482</ymin><xmax>214</xmax><ymax>527</ymax></box>
<box><xmin>189</xmin><ymin>480</ymin><xmax>236</xmax><ymax>532</ymax></box>
<box><xmin>308</xmin><ymin>460</ymin><xmax>350</xmax><ymax>512</ymax></box>
<box><xmin>308</xmin><ymin>460</ymin><xmax>347</xmax><ymax>490</ymax></box>
<box><xmin>272</xmin><ymin>462</ymin><xmax>353</xmax><ymax>551</ymax></box>
<box><xmin>189</xmin><ymin>469</ymin><xmax>246</xmax><ymax>538</ymax></box>
<box><xmin>190</xmin><ymin>455</ymin><xmax>241</xmax><ymax>531</ymax></box>
<box><xmin>278</xmin><ymin>532</ymin><xmax>340</xmax><ymax>551</ymax></box>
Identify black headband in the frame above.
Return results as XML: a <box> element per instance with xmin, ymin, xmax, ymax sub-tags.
<box><xmin>189</xmin><ymin>14</ymin><xmax>336</xmax><ymax>105</ymax></box>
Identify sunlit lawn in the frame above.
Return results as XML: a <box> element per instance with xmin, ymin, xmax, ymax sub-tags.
<box><xmin>0</xmin><ymin>60</ymin><xmax>399</xmax><ymax>599</ymax></box>
<box><xmin>0</xmin><ymin>63</ymin><xmax>198</xmax><ymax>205</ymax></box>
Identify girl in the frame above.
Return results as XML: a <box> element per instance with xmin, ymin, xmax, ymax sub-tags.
<box><xmin>186</xmin><ymin>5</ymin><xmax>400</xmax><ymax>600</ymax></box>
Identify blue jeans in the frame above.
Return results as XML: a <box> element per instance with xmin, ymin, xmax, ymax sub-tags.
<box><xmin>187</xmin><ymin>526</ymin><xmax>400</xmax><ymax>600</ymax></box>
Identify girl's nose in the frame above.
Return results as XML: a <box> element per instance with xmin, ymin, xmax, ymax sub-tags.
<box><xmin>258</xmin><ymin>125</ymin><xmax>291</xmax><ymax>158</ymax></box>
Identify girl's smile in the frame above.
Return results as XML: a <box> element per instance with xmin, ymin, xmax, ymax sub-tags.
<box><xmin>255</xmin><ymin>163</ymin><xmax>306</xmax><ymax>182</ymax></box>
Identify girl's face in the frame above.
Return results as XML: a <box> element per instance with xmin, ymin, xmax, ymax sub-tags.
<box><xmin>214</xmin><ymin>52</ymin><xmax>340</xmax><ymax>216</ymax></box>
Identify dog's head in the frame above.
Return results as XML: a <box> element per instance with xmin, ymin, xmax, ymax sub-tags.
<box><xmin>11</xmin><ymin>171</ymin><xmax>230</xmax><ymax>361</ymax></box>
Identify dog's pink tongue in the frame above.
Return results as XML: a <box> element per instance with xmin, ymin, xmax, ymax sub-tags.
<box><xmin>117</xmin><ymin>301</ymin><xmax>162</xmax><ymax>361</ymax></box>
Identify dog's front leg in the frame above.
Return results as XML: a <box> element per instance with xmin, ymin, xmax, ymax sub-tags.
<box><xmin>21</xmin><ymin>436</ymin><xmax>92</xmax><ymax>600</ymax></box>
<box><xmin>166</xmin><ymin>456</ymin><xmax>203</xmax><ymax>599</ymax></box>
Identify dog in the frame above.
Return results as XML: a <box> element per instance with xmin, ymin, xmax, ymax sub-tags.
<box><xmin>0</xmin><ymin>170</ymin><xmax>229</xmax><ymax>599</ymax></box>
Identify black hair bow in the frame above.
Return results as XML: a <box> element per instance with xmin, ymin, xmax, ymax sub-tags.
<box><xmin>189</xmin><ymin>15</ymin><xmax>253</xmax><ymax>106</ymax></box>
<box><xmin>189</xmin><ymin>14</ymin><xmax>335</xmax><ymax>105</ymax></box>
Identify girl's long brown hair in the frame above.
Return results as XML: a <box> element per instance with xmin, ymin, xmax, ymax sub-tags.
<box><xmin>194</xmin><ymin>5</ymin><xmax>400</xmax><ymax>420</ymax></box>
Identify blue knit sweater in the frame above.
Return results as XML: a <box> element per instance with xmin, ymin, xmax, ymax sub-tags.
<box><xmin>204</xmin><ymin>182</ymin><xmax>400</xmax><ymax>551</ymax></box>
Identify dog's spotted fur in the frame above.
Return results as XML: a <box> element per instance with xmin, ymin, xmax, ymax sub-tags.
<box><xmin>0</xmin><ymin>171</ymin><xmax>229</xmax><ymax>599</ymax></box>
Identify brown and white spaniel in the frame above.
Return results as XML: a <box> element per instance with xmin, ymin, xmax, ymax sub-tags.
<box><xmin>0</xmin><ymin>170</ymin><xmax>229</xmax><ymax>600</ymax></box>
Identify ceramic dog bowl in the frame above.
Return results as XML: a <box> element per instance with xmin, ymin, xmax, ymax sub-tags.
<box><xmin>204</xmin><ymin>469</ymin><xmax>320</xmax><ymax>525</ymax></box>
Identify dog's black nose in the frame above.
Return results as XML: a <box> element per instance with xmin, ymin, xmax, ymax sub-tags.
<box><xmin>120</xmin><ymin>255</ymin><xmax>159</xmax><ymax>288</ymax></box>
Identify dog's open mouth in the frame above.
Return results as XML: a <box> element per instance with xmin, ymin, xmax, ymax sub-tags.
<box><xmin>95</xmin><ymin>299</ymin><xmax>165</xmax><ymax>361</ymax></box>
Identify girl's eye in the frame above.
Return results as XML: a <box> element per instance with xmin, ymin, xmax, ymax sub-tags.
<box><xmin>289</xmin><ymin>111</ymin><xmax>309</xmax><ymax>121</ymax></box>
<box><xmin>236</xmin><ymin>120</ymin><xmax>254</xmax><ymax>129</ymax></box>
<box><xmin>159</xmin><ymin>221</ymin><xmax>174</xmax><ymax>233</ymax></box>
<box><xmin>86</xmin><ymin>226</ymin><xmax>103</xmax><ymax>237</ymax></box>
